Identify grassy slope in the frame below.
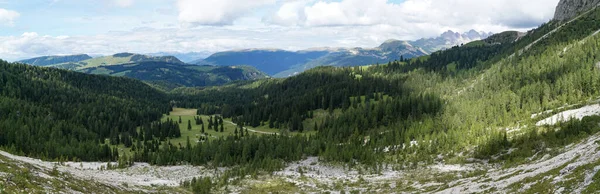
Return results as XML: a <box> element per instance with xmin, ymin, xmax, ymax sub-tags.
<box><xmin>75</xmin><ymin>55</ymin><xmax>135</xmax><ymax>69</ymax></box>
<box><xmin>50</xmin><ymin>54</ymin><xmax>185</xmax><ymax>70</ymax></box>
<box><xmin>50</xmin><ymin>55</ymin><xmax>135</xmax><ymax>70</ymax></box>
<box><xmin>17</xmin><ymin>54</ymin><xmax>92</xmax><ymax>67</ymax></box>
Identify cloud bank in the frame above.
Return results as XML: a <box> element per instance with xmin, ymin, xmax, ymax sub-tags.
<box><xmin>0</xmin><ymin>0</ymin><xmax>560</xmax><ymax>61</ymax></box>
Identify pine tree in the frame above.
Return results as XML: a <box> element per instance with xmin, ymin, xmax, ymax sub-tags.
<box><xmin>186</xmin><ymin>136</ymin><xmax>191</xmax><ymax>149</ymax></box>
<box><xmin>179</xmin><ymin>116</ymin><xmax>182</xmax><ymax>124</ymax></box>
<box><xmin>220</xmin><ymin>123</ymin><xmax>224</xmax><ymax>133</ymax></box>
<box><xmin>201</xmin><ymin>124</ymin><xmax>205</xmax><ymax>133</ymax></box>
<box><xmin>188</xmin><ymin>120</ymin><xmax>192</xmax><ymax>131</ymax></box>
<box><xmin>269</xmin><ymin>115</ymin><xmax>275</xmax><ymax>128</ymax></box>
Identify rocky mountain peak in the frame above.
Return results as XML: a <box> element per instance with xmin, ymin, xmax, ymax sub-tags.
<box><xmin>378</xmin><ymin>39</ymin><xmax>412</xmax><ymax>51</ymax></box>
<box><xmin>554</xmin><ymin>0</ymin><xmax>600</xmax><ymax>21</ymax></box>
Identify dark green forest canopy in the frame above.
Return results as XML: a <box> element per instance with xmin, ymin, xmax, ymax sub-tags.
<box><xmin>0</xmin><ymin>61</ymin><xmax>171</xmax><ymax>161</ymax></box>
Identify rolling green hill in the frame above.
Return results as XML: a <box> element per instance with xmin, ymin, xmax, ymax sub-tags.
<box><xmin>51</xmin><ymin>53</ymin><xmax>185</xmax><ymax>70</ymax></box>
<box><xmin>17</xmin><ymin>54</ymin><xmax>92</xmax><ymax>66</ymax></box>
<box><xmin>80</xmin><ymin>61</ymin><xmax>268</xmax><ymax>90</ymax></box>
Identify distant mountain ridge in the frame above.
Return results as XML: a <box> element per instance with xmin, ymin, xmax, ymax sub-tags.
<box><xmin>17</xmin><ymin>52</ymin><xmax>268</xmax><ymax>89</ymax></box>
<box><xmin>196</xmin><ymin>30</ymin><xmax>492</xmax><ymax>77</ymax></box>
<box><xmin>81</xmin><ymin>62</ymin><xmax>267</xmax><ymax>90</ymax></box>
<box><xmin>17</xmin><ymin>54</ymin><xmax>92</xmax><ymax>66</ymax></box>
<box><xmin>148</xmin><ymin>51</ymin><xmax>213</xmax><ymax>63</ymax></box>
<box><xmin>199</xmin><ymin>50</ymin><xmax>332</xmax><ymax>76</ymax></box>
<box><xmin>50</xmin><ymin>52</ymin><xmax>185</xmax><ymax>70</ymax></box>
<box><xmin>410</xmin><ymin>30</ymin><xmax>493</xmax><ymax>53</ymax></box>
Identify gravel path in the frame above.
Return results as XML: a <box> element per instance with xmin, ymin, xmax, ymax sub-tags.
<box><xmin>225</xmin><ymin>120</ymin><xmax>278</xmax><ymax>135</ymax></box>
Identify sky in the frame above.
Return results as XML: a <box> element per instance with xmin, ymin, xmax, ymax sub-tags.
<box><xmin>0</xmin><ymin>0</ymin><xmax>560</xmax><ymax>61</ymax></box>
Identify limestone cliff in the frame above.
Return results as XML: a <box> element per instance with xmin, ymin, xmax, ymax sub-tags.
<box><xmin>554</xmin><ymin>0</ymin><xmax>600</xmax><ymax>21</ymax></box>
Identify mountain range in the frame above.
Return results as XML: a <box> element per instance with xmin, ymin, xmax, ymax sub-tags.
<box><xmin>17</xmin><ymin>30</ymin><xmax>491</xmax><ymax>79</ymax></box>
<box><xmin>17</xmin><ymin>53</ymin><xmax>267</xmax><ymax>90</ymax></box>
<box><xmin>147</xmin><ymin>51</ymin><xmax>213</xmax><ymax>63</ymax></box>
<box><xmin>197</xmin><ymin>30</ymin><xmax>492</xmax><ymax>77</ymax></box>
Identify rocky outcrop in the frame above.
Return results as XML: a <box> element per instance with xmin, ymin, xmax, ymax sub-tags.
<box><xmin>554</xmin><ymin>0</ymin><xmax>600</xmax><ymax>21</ymax></box>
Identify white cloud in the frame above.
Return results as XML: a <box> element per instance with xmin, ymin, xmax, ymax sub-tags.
<box><xmin>176</xmin><ymin>0</ymin><xmax>276</xmax><ymax>26</ymax></box>
<box><xmin>0</xmin><ymin>0</ymin><xmax>563</xmax><ymax>61</ymax></box>
<box><xmin>111</xmin><ymin>0</ymin><xmax>134</xmax><ymax>7</ymax></box>
<box><xmin>266</xmin><ymin>0</ymin><xmax>559</xmax><ymax>29</ymax></box>
<box><xmin>0</xmin><ymin>25</ymin><xmax>433</xmax><ymax>61</ymax></box>
<box><xmin>0</xmin><ymin>8</ymin><xmax>19</xmax><ymax>26</ymax></box>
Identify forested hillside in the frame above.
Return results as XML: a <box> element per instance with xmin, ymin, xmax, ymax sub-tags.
<box><xmin>80</xmin><ymin>62</ymin><xmax>267</xmax><ymax>90</ymax></box>
<box><xmin>17</xmin><ymin>53</ymin><xmax>269</xmax><ymax>90</ymax></box>
<box><xmin>0</xmin><ymin>61</ymin><xmax>171</xmax><ymax>161</ymax></box>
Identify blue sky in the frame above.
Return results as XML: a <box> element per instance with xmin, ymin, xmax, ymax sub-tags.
<box><xmin>0</xmin><ymin>0</ymin><xmax>559</xmax><ymax>61</ymax></box>
<box><xmin>0</xmin><ymin>0</ymin><xmax>176</xmax><ymax>36</ymax></box>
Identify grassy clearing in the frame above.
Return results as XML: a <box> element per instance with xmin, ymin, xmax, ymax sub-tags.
<box><xmin>161</xmin><ymin>108</ymin><xmax>319</xmax><ymax>147</ymax></box>
<box><xmin>112</xmin><ymin>108</ymin><xmax>318</xmax><ymax>157</ymax></box>
<box><xmin>164</xmin><ymin>108</ymin><xmax>243</xmax><ymax>147</ymax></box>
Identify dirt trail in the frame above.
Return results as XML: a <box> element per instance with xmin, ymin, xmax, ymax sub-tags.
<box><xmin>224</xmin><ymin>120</ymin><xmax>278</xmax><ymax>135</ymax></box>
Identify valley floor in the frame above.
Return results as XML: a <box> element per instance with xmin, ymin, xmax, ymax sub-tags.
<box><xmin>3</xmin><ymin>105</ymin><xmax>600</xmax><ymax>193</ymax></box>
<box><xmin>2</xmin><ymin>131</ymin><xmax>600</xmax><ymax>193</ymax></box>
